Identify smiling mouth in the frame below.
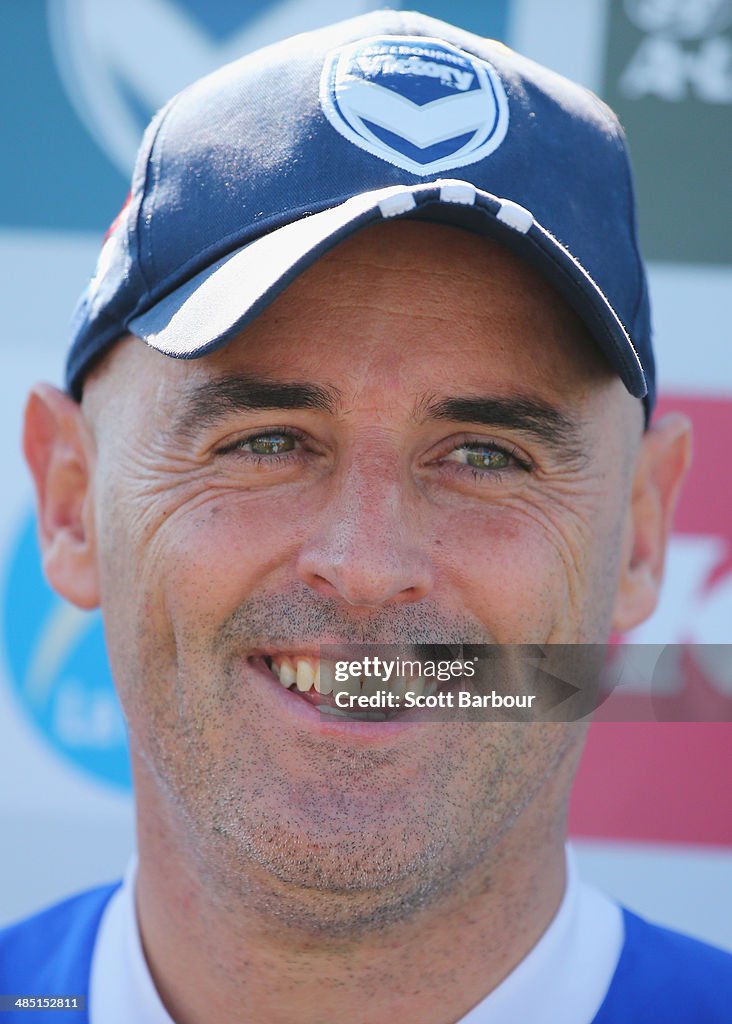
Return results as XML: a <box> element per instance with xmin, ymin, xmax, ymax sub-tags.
<box><xmin>256</xmin><ymin>654</ymin><xmax>439</xmax><ymax>717</ymax></box>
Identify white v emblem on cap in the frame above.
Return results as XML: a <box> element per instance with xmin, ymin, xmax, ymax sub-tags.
<box><xmin>337</xmin><ymin>80</ymin><xmax>492</xmax><ymax>150</ymax></box>
<box><xmin>320</xmin><ymin>35</ymin><xmax>509</xmax><ymax>176</ymax></box>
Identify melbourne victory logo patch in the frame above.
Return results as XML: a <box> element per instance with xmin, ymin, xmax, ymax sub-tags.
<box><xmin>320</xmin><ymin>35</ymin><xmax>510</xmax><ymax>175</ymax></box>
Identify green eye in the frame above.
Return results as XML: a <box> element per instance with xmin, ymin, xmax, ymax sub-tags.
<box><xmin>247</xmin><ymin>434</ymin><xmax>296</xmax><ymax>455</ymax></box>
<box><xmin>464</xmin><ymin>448</ymin><xmax>510</xmax><ymax>470</ymax></box>
<box><xmin>455</xmin><ymin>445</ymin><xmax>513</xmax><ymax>470</ymax></box>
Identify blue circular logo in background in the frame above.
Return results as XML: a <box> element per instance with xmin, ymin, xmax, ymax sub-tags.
<box><xmin>2</xmin><ymin>512</ymin><xmax>130</xmax><ymax>790</ymax></box>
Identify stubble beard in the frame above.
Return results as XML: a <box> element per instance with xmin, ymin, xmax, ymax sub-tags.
<box><xmin>133</xmin><ymin>589</ymin><xmax>576</xmax><ymax>938</ymax></box>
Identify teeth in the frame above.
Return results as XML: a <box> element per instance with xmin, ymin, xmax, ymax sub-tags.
<box><xmin>361</xmin><ymin>674</ymin><xmax>383</xmax><ymax>698</ymax></box>
<box><xmin>295</xmin><ymin>659</ymin><xmax>315</xmax><ymax>692</ymax></box>
<box><xmin>390</xmin><ymin>675</ymin><xmax>408</xmax><ymax>699</ymax></box>
<box><xmin>315</xmin><ymin>661</ymin><xmax>335</xmax><ymax>695</ymax></box>
<box><xmin>266</xmin><ymin>656</ymin><xmax>441</xmax><ymax>703</ymax></box>
<box><xmin>340</xmin><ymin>673</ymin><xmax>362</xmax><ymax>698</ymax></box>
<box><xmin>407</xmin><ymin>676</ymin><xmax>425</xmax><ymax>700</ymax></box>
<box><xmin>278</xmin><ymin>658</ymin><xmax>296</xmax><ymax>686</ymax></box>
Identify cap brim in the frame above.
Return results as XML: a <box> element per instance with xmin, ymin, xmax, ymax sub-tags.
<box><xmin>129</xmin><ymin>180</ymin><xmax>647</xmax><ymax>399</ymax></box>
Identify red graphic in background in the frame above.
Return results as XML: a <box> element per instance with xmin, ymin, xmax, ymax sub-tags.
<box><xmin>570</xmin><ymin>394</ymin><xmax>732</xmax><ymax>847</ymax></box>
<box><xmin>668</xmin><ymin>395</ymin><xmax>732</xmax><ymax>586</ymax></box>
<box><xmin>570</xmin><ymin>722</ymin><xmax>732</xmax><ymax>845</ymax></box>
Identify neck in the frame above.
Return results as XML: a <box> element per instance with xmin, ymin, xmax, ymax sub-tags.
<box><xmin>133</xmin><ymin>766</ymin><xmax>570</xmax><ymax>1024</ymax></box>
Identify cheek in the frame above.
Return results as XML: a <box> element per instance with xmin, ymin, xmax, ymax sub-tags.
<box><xmin>117</xmin><ymin>485</ymin><xmax>328</xmax><ymax>691</ymax></box>
<box><xmin>436</xmin><ymin>504</ymin><xmax>574</xmax><ymax>642</ymax></box>
<box><xmin>432</xmin><ymin>481</ymin><xmax>628</xmax><ymax>645</ymax></box>
<box><xmin>95</xmin><ymin>484</ymin><xmax>305</xmax><ymax>691</ymax></box>
<box><xmin>157</xmin><ymin>492</ymin><xmax>318</xmax><ymax>632</ymax></box>
<box><xmin>97</xmin><ymin>488</ymin><xmax>315</xmax><ymax>765</ymax></box>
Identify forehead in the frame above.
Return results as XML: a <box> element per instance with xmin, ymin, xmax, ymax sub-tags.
<box><xmin>88</xmin><ymin>220</ymin><xmax>618</xmax><ymax>418</ymax></box>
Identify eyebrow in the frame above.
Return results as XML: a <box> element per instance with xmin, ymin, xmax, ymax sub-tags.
<box><xmin>422</xmin><ymin>394</ymin><xmax>587</xmax><ymax>460</ymax></box>
<box><xmin>170</xmin><ymin>374</ymin><xmax>342</xmax><ymax>435</ymax></box>
<box><xmin>170</xmin><ymin>374</ymin><xmax>586</xmax><ymax>460</ymax></box>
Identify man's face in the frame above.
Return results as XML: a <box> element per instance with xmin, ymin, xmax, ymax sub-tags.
<box><xmin>79</xmin><ymin>222</ymin><xmax>641</xmax><ymax>930</ymax></box>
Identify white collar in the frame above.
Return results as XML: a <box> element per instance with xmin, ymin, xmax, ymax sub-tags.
<box><xmin>459</xmin><ymin>848</ymin><xmax>623</xmax><ymax>1023</ymax></box>
<box><xmin>89</xmin><ymin>846</ymin><xmax>622</xmax><ymax>1024</ymax></box>
<box><xmin>89</xmin><ymin>857</ymin><xmax>173</xmax><ymax>1024</ymax></box>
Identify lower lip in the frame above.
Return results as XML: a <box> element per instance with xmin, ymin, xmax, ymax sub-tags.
<box><xmin>247</xmin><ymin>656</ymin><xmax>427</xmax><ymax>744</ymax></box>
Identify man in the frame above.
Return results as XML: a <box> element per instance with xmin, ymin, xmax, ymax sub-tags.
<box><xmin>1</xmin><ymin>9</ymin><xmax>729</xmax><ymax>1023</ymax></box>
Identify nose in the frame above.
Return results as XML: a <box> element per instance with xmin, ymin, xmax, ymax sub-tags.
<box><xmin>295</xmin><ymin>468</ymin><xmax>435</xmax><ymax>607</ymax></box>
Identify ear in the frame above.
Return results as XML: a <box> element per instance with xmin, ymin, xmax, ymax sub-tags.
<box><xmin>612</xmin><ymin>412</ymin><xmax>692</xmax><ymax>633</ymax></box>
<box><xmin>22</xmin><ymin>383</ymin><xmax>100</xmax><ymax>610</ymax></box>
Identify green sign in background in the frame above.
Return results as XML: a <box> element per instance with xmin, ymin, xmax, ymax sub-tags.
<box><xmin>603</xmin><ymin>3</ymin><xmax>732</xmax><ymax>265</ymax></box>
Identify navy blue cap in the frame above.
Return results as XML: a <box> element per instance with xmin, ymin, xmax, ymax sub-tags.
<box><xmin>66</xmin><ymin>9</ymin><xmax>655</xmax><ymax>415</ymax></box>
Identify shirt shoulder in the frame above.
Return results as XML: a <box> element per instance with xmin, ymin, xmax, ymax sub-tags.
<box><xmin>593</xmin><ymin>907</ymin><xmax>732</xmax><ymax>1023</ymax></box>
<box><xmin>0</xmin><ymin>883</ymin><xmax>120</xmax><ymax>1023</ymax></box>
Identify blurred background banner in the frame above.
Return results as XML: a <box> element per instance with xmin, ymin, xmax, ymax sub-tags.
<box><xmin>1</xmin><ymin>0</ymin><xmax>730</xmax><ymax>947</ymax></box>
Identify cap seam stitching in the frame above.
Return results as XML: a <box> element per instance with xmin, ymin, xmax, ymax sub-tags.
<box><xmin>135</xmin><ymin>93</ymin><xmax>187</xmax><ymax>296</ymax></box>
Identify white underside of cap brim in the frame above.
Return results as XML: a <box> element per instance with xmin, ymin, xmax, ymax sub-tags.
<box><xmin>129</xmin><ymin>183</ymin><xmax>429</xmax><ymax>356</ymax></box>
<box><xmin>128</xmin><ymin>179</ymin><xmax>646</xmax><ymax>397</ymax></box>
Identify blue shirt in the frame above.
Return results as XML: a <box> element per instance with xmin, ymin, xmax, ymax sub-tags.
<box><xmin>1</xmin><ymin>882</ymin><xmax>731</xmax><ymax>1023</ymax></box>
